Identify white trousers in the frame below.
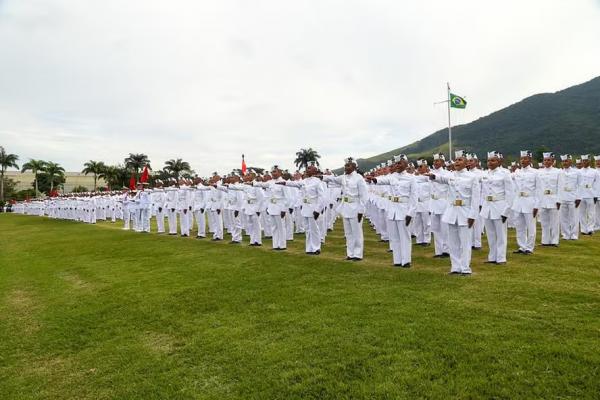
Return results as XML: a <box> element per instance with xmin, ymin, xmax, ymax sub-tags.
<box><xmin>388</xmin><ymin>219</ymin><xmax>412</xmax><ymax>265</ymax></box>
<box><xmin>514</xmin><ymin>212</ymin><xmax>536</xmax><ymax>252</ymax></box>
<box><xmin>139</xmin><ymin>208</ymin><xmax>150</xmax><ymax>232</ymax></box>
<box><xmin>413</xmin><ymin>211</ymin><xmax>431</xmax><ymax>244</ymax></box>
<box><xmin>559</xmin><ymin>202</ymin><xmax>578</xmax><ymax>240</ymax></box>
<box><xmin>539</xmin><ymin>208</ymin><xmax>559</xmax><ymax>245</ymax></box>
<box><xmin>167</xmin><ymin>208</ymin><xmax>178</xmax><ymax>234</ymax></box>
<box><xmin>304</xmin><ymin>216</ymin><xmax>322</xmax><ymax>253</ymax></box>
<box><xmin>210</xmin><ymin>210</ymin><xmax>223</xmax><ymax>239</ymax></box>
<box><xmin>156</xmin><ymin>208</ymin><xmax>165</xmax><ymax>233</ymax></box>
<box><xmin>179</xmin><ymin>209</ymin><xmax>190</xmax><ymax>236</ymax></box>
<box><xmin>447</xmin><ymin>222</ymin><xmax>472</xmax><ymax>273</ymax></box>
<box><xmin>579</xmin><ymin>199</ymin><xmax>595</xmax><ymax>234</ymax></box>
<box><xmin>246</xmin><ymin>214</ymin><xmax>262</xmax><ymax>244</ymax></box>
<box><xmin>471</xmin><ymin>215</ymin><xmax>483</xmax><ymax>248</ymax></box>
<box><xmin>431</xmin><ymin>213</ymin><xmax>449</xmax><ymax>256</ymax></box>
<box><xmin>194</xmin><ymin>210</ymin><xmax>206</xmax><ymax>236</ymax></box>
<box><xmin>483</xmin><ymin>218</ymin><xmax>507</xmax><ymax>263</ymax></box>
<box><xmin>342</xmin><ymin>216</ymin><xmax>364</xmax><ymax>259</ymax></box>
<box><xmin>285</xmin><ymin>212</ymin><xmax>294</xmax><ymax>241</ymax></box>
<box><xmin>378</xmin><ymin>208</ymin><xmax>389</xmax><ymax>240</ymax></box>
<box><xmin>231</xmin><ymin>212</ymin><xmax>242</xmax><ymax>242</ymax></box>
<box><xmin>269</xmin><ymin>213</ymin><xmax>287</xmax><ymax>249</ymax></box>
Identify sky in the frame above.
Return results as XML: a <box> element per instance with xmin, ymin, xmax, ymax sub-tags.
<box><xmin>1</xmin><ymin>0</ymin><xmax>600</xmax><ymax>175</ymax></box>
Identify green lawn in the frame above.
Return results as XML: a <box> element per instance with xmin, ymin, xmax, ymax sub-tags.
<box><xmin>0</xmin><ymin>213</ymin><xmax>599</xmax><ymax>399</ymax></box>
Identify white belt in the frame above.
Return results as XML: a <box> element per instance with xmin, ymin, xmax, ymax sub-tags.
<box><xmin>303</xmin><ymin>198</ymin><xmax>315</xmax><ymax>204</ymax></box>
<box><xmin>431</xmin><ymin>194</ymin><xmax>447</xmax><ymax>200</ymax></box>
<box><xmin>485</xmin><ymin>194</ymin><xmax>505</xmax><ymax>202</ymax></box>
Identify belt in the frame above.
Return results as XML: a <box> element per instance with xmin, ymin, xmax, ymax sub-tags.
<box><xmin>270</xmin><ymin>198</ymin><xmax>278</xmax><ymax>204</ymax></box>
<box><xmin>452</xmin><ymin>199</ymin><xmax>470</xmax><ymax>207</ymax></box>
<box><xmin>519</xmin><ymin>192</ymin><xmax>530</xmax><ymax>197</ymax></box>
<box><xmin>247</xmin><ymin>199</ymin><xmax>256</xmax><ymax>204</ymax></box>
<box><xmin>485</xmin><ymin>195</ymin><xmax>505</xmax><ymax>202</ymax></box>
<box><xmin>543</xmin><ymin>189</ymin><xmax>554</xmax><ymax>195</ymax></box>
<box><xmin>303</xmin><ymin>198</ymin><xmax>313</xmax><ymax>204</ymax></box>
<box><xmin>431</xmin><ymin>194</ymin><xmax>447</xmax><ymax>200</ymax></box>
<box><xmin>390</xmin><ymin>196</ymin><xmax>408</xmax><ymax>203</ymax></box>
<box><xmin>584</xmin><ymin>184</ymin><xmax>592</xmax><ymax>188</ymax></box>
<box><xmin>563</xmin><ymin>188</ymin><xmax>573</xmax><ymax>192</ymax></box>
<box><xmin>341</xmin><ymin>196</ymin><xmax>357</xmax><ymax>203</ymax></box>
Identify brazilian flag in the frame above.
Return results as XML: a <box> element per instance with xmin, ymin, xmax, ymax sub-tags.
<box><xmin>450</xmin><ymin>93</ymin><xmax>467</xmax><ymax>109</ymax></box>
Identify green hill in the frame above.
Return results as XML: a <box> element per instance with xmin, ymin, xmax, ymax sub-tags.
<box><xmin>341</xmin><ymin>75</ymin><xmax>600</xmax><ymax>172</ymax></box>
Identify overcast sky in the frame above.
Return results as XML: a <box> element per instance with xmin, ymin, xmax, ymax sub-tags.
<box><xmin>1</xmin><ymin>0</ymin><xmax>599</xmax><ymax>175</ymax></box>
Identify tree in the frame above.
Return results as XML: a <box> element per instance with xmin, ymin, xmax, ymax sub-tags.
<box><xmin>163</xmin><ymin>158</ymin><xmax>191</xmax><ymax>179</ymax></box>
<box><xmin>21</xmin><ymin>159</ymin><xmax>47</xmax><ymax>196</ymax></box>
<box><xmin>0</xmin><ymin>146</ymin><xmax>19</xmax><ymax>201</ymax></box>
<box><xmin>82</xmin><ymin>160</ymin><xmax>106</xmax><ymax>191</ymax></box>
<box><xmin>294</xmin><ymin>148</ymin><xmax>321</xmax><ymax>170</ymax></box>
<box><xmin>71</xmin><ymin>185</ymin><xmax>88</xmax><ymax>193</ymax></box>
<box><xmin>41</xmin><ymin>161</ymin><xmax>65</xmax><ymax>193</ymax></box>
<box><xmin>99</xmin><ymin>165</ymin><xmax>120</xmax><ymax>190</ymax></box>
<box><xmin>124</xmin><ymin>153</ymin><xmax>151</xmax><ymax>180</ymax></box>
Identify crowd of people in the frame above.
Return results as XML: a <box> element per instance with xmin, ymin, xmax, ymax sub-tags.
<box><xmin>12</xmin><ymin>150</ymin><xmax>600</xmax><ymax>275</ymax></box>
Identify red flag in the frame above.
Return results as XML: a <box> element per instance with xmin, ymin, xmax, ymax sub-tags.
<box><xmin>140</xmin><ymin>165</ymin><xmax>149</xmax><ymax>183</ymax></box>
<box><xmin>129</xmin><ymin>174</ymin><xmax>136</xmax><ymax>190</ymax></box>
<box><xmin>241</xmin><ymin>154</ymin><xmax>247</xmax><ymax>175</ymax></box>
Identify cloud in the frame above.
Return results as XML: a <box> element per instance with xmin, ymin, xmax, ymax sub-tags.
<box><xmin>1</xmin><ymin>0</ymin><xmax>599</xmax><ymax>174</ymax></box>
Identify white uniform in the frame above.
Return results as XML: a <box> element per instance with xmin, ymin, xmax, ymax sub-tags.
<box><xmin>578</xmin><ymin>167</ymin><xmax>598</xmax><ymax>234</ymax></box>
<box><xmin>256</xmin><ymin>178</ymin><xmax>291</xmax><ymax>249</ymax></box>
<box><xmin>286</xmin><ymin>176</ymin><xmax>327</xmax><ymax>253</ymax></box>
<box><xmin>511</xmin><ymin>165</ymin><xmax>539</xmax><ymax>253</ymax></box>
<box><xmin>376</xmin><ymin>171</ymin><xmax>418</xmax><ymax>266</ymax></box>
<box><xmin>434</xmin><ymin>169</ymin><xmax>481</xmax><ymax>274</ymax></box>
<box><xmin>177</xmin><ymin>185</ymin><xmax>192</xmax><ymax>236</ymax></box>
<box><xmin>324</xmin><ymin>172</ymin><xmax>369</xmax><ymax>260</ymax></box>
<box><xmin>414</xmin><ymin>176</ymin><xmax>432</xmax><ymax>245</ymax></box>
<box><xmin>559</xmin><ymin>167</ymin><xmax>580</xmax><ymax>240</ymax></box>
<box><xmin>165</xmin><ymin>187</ymin><xmax>178</xmax><ymax>234</ymax></box>
<box><xmin>192</xmin><ymin>186</ymin><xmax>208</xmax><ymax>238</ymax></box>
<box><xmin>536</xmin><ymin>166</ymin><xmax>563</xmax><ymax>245</ymax></box>
<box><xmin>480</xmin><ymin>167</ymin><xmax>514</xmax><ymax>263</ymax></box>
<box><xmin>235</xmin><ymin>184</ymin><xmax>265</xmax><ymax>245</ymax></box>
<box><xmin>429</xmin><ymin>167</ymin><xmax>451</xmax><ymax>256</ymax></box>
<box><xmin>137</xmin><ymin>190</ymin><xmax>151</xmax><ymax>232</ymax></box>
<box><xmin>152</xmin><ymin>189</ymin><xmax>166</xmax><ymax>233</ymax></box>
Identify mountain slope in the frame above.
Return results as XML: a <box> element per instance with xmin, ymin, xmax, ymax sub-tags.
<box><xmin>341</xmin><ymin>76</ymin><xmax>600</xmax><ymax>172</ymax></box>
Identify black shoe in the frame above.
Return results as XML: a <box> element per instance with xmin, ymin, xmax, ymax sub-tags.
<box><xmin>196</xmin><ymin>235</ymin><xmax>206</xmax><ymax>239</ymax></box>
<box><xmin>387</xmin><ymin>249</ymin><xmax>393</xmax><ymax>253</ymax></box>
<box><xmin>472</xmin><ymin>246</ymin><xmax>482</xmax><ymax>250</ymax></box>
<box><xmin>513</xmin><ymin>249</ymin><xmax>524</xmax><ymax>254</ymax></box>
<box><xmin>211</xmin><ymin>238</ymin><xmax>222</xmax><ymax>241</ymax></box>
<box><xmin>460</xmin><ymin>272</ymin><xmax>472</xmax><ymax>276</ymax></box>
<box><xmin>314</xmin><ymin>250</ymin><xmax>320</xmax><ymax>255</ymax></box>
<box><xmin>524</xmin><ymin>250</ymin><xmax>532</xmax><ymax>255</ymax></box>
<box><xmin>229</xmin><ymin>241</ymin><xmax>240</xmax><ymax>244</ymax></box>
<box><xmin>448</xmin><ymin>271</ymin><xmax>460</xmax><ymax>275</ymax></box>
<box><xmin>352</xmin><ymin>258</ymin><xmax>362</xmax><ymax>262</ymax></box>
<box><xmin>433</xmin><ymin>254</ymin><xmax>443</xmax><ymax>258</ymax></box>
<box><xmin>394</xmin><ymin>263</ymin><xmax>402</xmax><ymax>267</ymax></box>
<box><xmin>441</xmin><ymin>253</ymin><xmax>450</xmax><ymax>258</ymax></box>
<box><xmin>484</xmin><ymin>261</ymin><xmax>496</xmax><ymax>264</ymax></box>
<box><xmin>346</xmin><ymin>256</ymin><xmax>353</xmax><ymax>260</ymax></box>
<box><xmin>402</xmin><ymin>263</ymin><xmax>411</xmax><ymax>268</ymax></box>
<box><xmin>496</xmin><ymin>262</ymin><xmax>507</xmax><ymax>265</ymax></box>
<box><xmin>550</xmin><ymin>244</ymin><xmax>558</xmax><ymax>247</ymax></box>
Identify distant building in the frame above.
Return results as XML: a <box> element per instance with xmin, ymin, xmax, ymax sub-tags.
<box><xmin>4</xmin><ymin>171</ymin><xmax>107</xmax><ymax>193</ymax></box>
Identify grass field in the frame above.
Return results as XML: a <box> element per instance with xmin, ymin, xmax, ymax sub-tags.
<box><xmin>1</xmin><ymin>213</ymin><xmax>599</xmax><ymax>399</ymax></box>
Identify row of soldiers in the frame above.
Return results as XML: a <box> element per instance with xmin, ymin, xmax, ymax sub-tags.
<box><xmin>13</xmin><ymin>151</ymin><xmax>600</xmax><ymax>275</ymax></box>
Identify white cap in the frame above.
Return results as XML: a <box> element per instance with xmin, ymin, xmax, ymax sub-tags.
<box><xmin>393</xmin><ymin>154</ymin><xmax>408</xmax><ymax>162</ymax></box>
<box><xmin>344</xmin><ymin>157</ymin><xmax>358</xmax><ymax>166</ymax></box>
<box><xmin>386</xmin><ymin>160</ymin><xmax>393</xmax><ymax>167</ymax></box>
<box><xmin>486</xmin><ymin>151</ymin><xmax>502</xmax><ymax>159</ymax></box>
<box><xmin>432</xmin><ymin>153</ymin><xmax>445</xmax><ymax>161</ymax></box>
<box><xmin>576</xmin><ymin>159</ymin><xmax>582</xmax><ymax>163</ymax></box>
<box><xmin>581</xmin><ymin>154</ymin><xmax>589</xmax><ymax>161</ymax></box>
<box><xmin>520</xmin><ymin>150</ymin><xmax>532</xmax><ymax>157</ymax></box>
<box><xmin>595</xmin><ymin>155</ymin><xmax>600</xmax><ymax>160</ymax></box>
<box><xmin>417</xmin><ymin>159</ymin><xmax>428</xmax><ymax>166</ymax></box>
<box><xmin>307</xmin><ymin>160</ymin><xmax>318</xmax><ymax>167</ymax></box>
<box><xmin>542</xmin><ymin>152</ymin><xmax>555</xmax><ymax>159</ymax></box>
<box><xmin>454</xmin><ymin>150</ymin><xmax>472</xmax><ymax>160</ymax></box>
<box><xmin>560</xmin><ymin>154</ymin><xmax>571</xmax><ymax>161</ymax></box>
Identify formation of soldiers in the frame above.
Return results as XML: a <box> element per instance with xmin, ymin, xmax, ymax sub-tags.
<box><xmin>13</xmin><ymin>151</ymin><xmax>600</xmax><ymax>275</ymax></box>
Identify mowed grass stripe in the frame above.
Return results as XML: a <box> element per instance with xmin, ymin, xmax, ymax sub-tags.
<box><xmin>0</xmin><ymin>213</ymin><xmax>598</xmax><ymax>399</ymax></box>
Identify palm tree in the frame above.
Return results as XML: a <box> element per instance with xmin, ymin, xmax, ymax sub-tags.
<box><xmin>82</xmin><ymin>160</ymin><xmax>106</xmax><ymax>191</ymax></box>
<box><xmin>0</xmin><ymin>146</ymin><xmax>20</xmax><ymax>201</ymax></box>
<box><xmin>163</xmin><ymin>158</ymin><xmax>191</xmax><ymax>179</ymax></box>
<box><xmin>294</xmin><ymin>148</ymin><xmax>321</xmax><ymax>170</ymax></box>
<box><xmin>43</xmin><ymin>161</ymin><xmax>65</xmax><ymax>193</ymax></box>
<box><xmin>99</xmin><ymin>165</ymin><xmax>120</xmax><ymax>190</ymax></box>
<box><xmin>124</xmin><ymin>153</ymin><xmax>151</xmax><ymax>179</ymax></box>
<box><xmin>21</xmin><ymin>159</ymin><xmax>47</xmax><ymax>195</ymax></box>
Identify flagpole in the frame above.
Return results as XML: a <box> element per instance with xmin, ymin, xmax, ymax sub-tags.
<box><xmin>447</xmin><ymin>82</ymin><xmax>452</xmax><ymax>160</ymax></box>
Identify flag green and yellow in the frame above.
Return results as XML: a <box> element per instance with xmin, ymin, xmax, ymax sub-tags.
<box><xmin>450</xmin><ymin>93</ymin><xmax>467</xmax><ymax>109</ymax></box>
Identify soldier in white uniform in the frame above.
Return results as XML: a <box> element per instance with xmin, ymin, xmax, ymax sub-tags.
<box><xmin>236</xmin><ymin>171</ymin><xmax>265</xmax><ymax>246</ymax></box>
<box><xmin>578</xmin><ymin>155</ymin><xmax>598</xmax><ymax>235</ymax></box>
<box><xmin>428</xmin><ymin>150</ymin><xmax>481</xmax><ymax>275</ymax></box>
<box><xmin>152</xmin><ymin>180</ymin><xmax>166</xmax><ymax>233</ymax></box>
<box><xmin>177</xmin><ymin>179</ymin><xmax>192</xmax><ymax>237</ymax></box>
<box><xmin>282</xmin><ymin>162</ymin><xmax>326</xmax><ymax>254</ymax></box>
<box><xmin>414</xmin><ymin>159</ymin><xmax>432</xmax><ymax>246</ymax></box>
<box><xmin>136</xmin><ymin>182</ymin><xmax>152</xmax><ymax>233</ymax></box>
<box><xmin>536</xmin><ymin>152</ymin><xmax>563</xmax><ymax>246</ymax></box>
<box><xmin>430</xmin><ymin>154</ymin><xmax>450</xmax><ymax>258</ymax></box>
<box><xmin>254</xmin><ymin>166</ymin><xmax>291</xmax><ymax>250</ymax></box>
<box><xmin>467</xmin><ymin>154</ymin><xmax>484</xmax><ymax>250</ymax></box>
<box><xmin>369</xmin><ymin>155</ymin><xmax>417</xmax><ymax>267</ymax></box>
<box><xmin>595</xmin><ymin>155</ymin><xmax>600</xmax><ymax>231</ymax></box>
<box><xmin>480</xmin><ymin>151</ymin><xmax>514</xmax><ymax>264</ymax></box>
<box><xmin>191</xmin><ymin>178</ymin><xmax>208</xmax><ymax>238</ymax></box>
<box><xmin>323</xmin><ymin>157</ymin><xmax>369</xmax><ymax>261</ymax></box>
<box><xmin>219</xmin><ymin>174</ymin><xmax>245</xmax><ymax>244</ymax></box>
<box><xmin>165</xmin><ymin>179</ymin><xmax>179</xmax><ymax>235</ymax></box>
<box><xmin>511</xmin><ymin>150</ymin><xmax>539</xmax><ymax>254</ymax></box>
<box><xmin>558</xmin><ymin>155</ymin><xmax>581</xmax><ymax>240</ymax></box>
